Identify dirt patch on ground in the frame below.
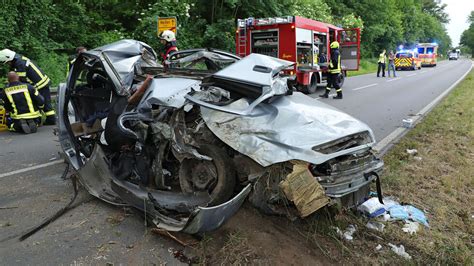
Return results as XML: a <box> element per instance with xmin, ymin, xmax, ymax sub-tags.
<box><xmin>196</xmin><ymin>204</ymin><xmax>343</xmax><ymax>265</ymax></box>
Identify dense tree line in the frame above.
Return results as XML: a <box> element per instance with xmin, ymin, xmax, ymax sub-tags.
<box><xmin>460</xmin><ymin>11</ymin><xmax>474</xmax><ymax>56</ymax></box>
<box><xmin>0</xmin><ymin>0</ymin><xmax>451</xmax><ymax>86</ymax></box>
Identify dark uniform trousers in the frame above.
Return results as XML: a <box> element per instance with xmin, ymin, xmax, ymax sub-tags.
<box><xmin>1</xmin><ymin>81</ymin><xmax>44</xmax><ymax>134</ymax></box>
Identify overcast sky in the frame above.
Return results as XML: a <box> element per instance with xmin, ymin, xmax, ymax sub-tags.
<box><xmin>442</xmin><ymin>0</ymin><xmax>474</xmax><ymax>46</ymax></box>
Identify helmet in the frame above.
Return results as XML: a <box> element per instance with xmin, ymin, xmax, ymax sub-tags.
<box><xmin>330</xmin><ymin>41</ymin><xmax>340</xmax><ymax>49</ymax></box>
<box><xmin>0</xmin><ymin>49</ymin><xmax>16</xmax><ymax>64</ymax></box>
<box><xmin>159</xmin><ymin>30</ymin><xmax>176</xmax><ymax>42</ymax></box>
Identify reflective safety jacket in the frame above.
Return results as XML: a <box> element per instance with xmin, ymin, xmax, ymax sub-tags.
<box><xmin>378</xmin><ymin>52</ymin><xmax>386</xmax><ymax>64</ymax></box>
<box><xmin>0</xmin><ymin>81</ymin><xmax>44</xmax><ymax>120</ymax></box>
<box><xmin>10</xmin><ymin>54</ymin><xmax>51</xmax><ymax>90</ymax></box>
<box><xmin>328</xmin><ymin>48</ymin><xmax>341</xmax><ymax>74</ymax></box>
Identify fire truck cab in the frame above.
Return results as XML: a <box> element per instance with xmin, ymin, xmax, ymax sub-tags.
<box><xmin>236</xmin><ymin>16</ymin><xmax>360</xmax><ymax>94</ymax></box>
<box><xmin>416</xmin><ymin>43</ymin><xmax>438</xmax><ymax>67</ymax></box>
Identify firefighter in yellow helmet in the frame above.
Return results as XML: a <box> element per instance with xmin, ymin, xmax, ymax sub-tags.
<box><xmin>319</xmin><ymin>41</ymin><xmax>342</xmax><ymax>99</ymax></box>
<box><xmin>0</xmin><ymin>72</ymin><xmax>44</xmax><ymax>133</ymax></box>
<box><xmin>0</xmin><ymin>48</ymin><xmax>56</xmax><ymax>125</ymax></box>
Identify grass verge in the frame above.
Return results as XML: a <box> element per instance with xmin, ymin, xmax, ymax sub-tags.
<box><xmin>313</xmin><ymin>69</ymin><xmax>474</xmax><ymax>264</ymax></box>
<box><xmin>376</xmin><ymin>69</ymin><xmax>473</xmax><ymax>263</ymax></box>
<box><xmin>347</xmin><ymin>58</ymin><xmax>378</xmax><ymax>77</ymax></box>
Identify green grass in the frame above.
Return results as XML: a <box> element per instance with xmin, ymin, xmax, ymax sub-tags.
<box><xmin>322</xmin><ymin>69</ymin><xmax>474</xmax><ymax>264</ymax></box>
<box><xmin>347</xmin><ymin>58</ymin><xmax>378</xmax><ymax>77</ymax></box>
<box><xmin>376</xmin><ymin>70</ymin><xmax>474</xmax><ymax>264</ymax></box>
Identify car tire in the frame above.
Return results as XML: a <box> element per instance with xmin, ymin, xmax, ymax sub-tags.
<box><xmin>179</xmin><ymin>144</ymin><xmax>236</xmax><ymax>205</ymax></box>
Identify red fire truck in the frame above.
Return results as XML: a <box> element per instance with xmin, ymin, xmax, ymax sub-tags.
<box><xmin>236</xmin><ymin>16</ymin><xmax>361</xmax><ymax>93</ymax></box>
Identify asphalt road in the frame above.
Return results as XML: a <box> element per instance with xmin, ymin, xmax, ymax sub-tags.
<box><xmin>313</xmin><ymin>58</ymin><xmax>473</xmax><ymax>141</ymax></box>
<box><xmin>0</xmin><ymin>58</ymin><xmax>471</xmax><ymax>264</ymax></box>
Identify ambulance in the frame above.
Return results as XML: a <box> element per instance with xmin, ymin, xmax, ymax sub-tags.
<box><xmin>395</xmin><ymin>50</ymin><xmax>422</xmax><ymax>70</ymax></box>
<box><xmin>416</xmin><ymin>43</ymin><xmax>438</xmax><ymax>67</ymax></box>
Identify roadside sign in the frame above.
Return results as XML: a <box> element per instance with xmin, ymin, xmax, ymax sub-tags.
<box><xmin>157</xmin><ymin>17</ymin><xmax>177</xmax><ymax>36</ymax></box>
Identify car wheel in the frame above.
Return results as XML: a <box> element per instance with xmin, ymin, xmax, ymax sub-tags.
<box><xmin>179</xmin><ymin>144</ymin><xmax>236</xmax><ymax>205</ymax></box>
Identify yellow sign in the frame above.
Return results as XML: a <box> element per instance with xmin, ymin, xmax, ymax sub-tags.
<box><xmin>157</xmin><ymin>17</ymin><xmax>177</xmax><ymax>36</ymax></box>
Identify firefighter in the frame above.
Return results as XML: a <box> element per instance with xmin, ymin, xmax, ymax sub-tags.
<box><xmin>319</xmin><ymin>41</ymin><xmax>342</xmax><ymax>99</ymax></box>
<box><xmin>377</xmin><ymin>49</ymin><xmax>386</xmax><ymax>77</ymax></box>
<box><xmin>0</xmin><ymin>72</ymin><xmax>44</xmax><ymax>134</ymax></box>
<box><xmin>159</xmin><ymin>30</ymin><xmax>178</xmax><ymax>64</ymax></box>
<box><xmin>0</xmin><ymin>49</ymin><xmax>56</xmax><ymax>125</ymax></box>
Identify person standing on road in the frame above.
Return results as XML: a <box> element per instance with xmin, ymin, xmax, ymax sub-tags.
<box><xmin>387</xmin><ymin>50</ymin><xmax>397</xmax><ymax>77</ymax></box>
<box><xmin>377</xmin><ymin>49</ymin><xmax>386</xmax><ymax>77</ymax></box>
<box><xmin>0</xmin><ymin>48</ymin><xmax>55</xmax><ymax>125</ymax></box>
<box><xmin>319</xmin><ymin>41</ymin><xmax>343</xmax><ymax>99</ymax></box>
<box><xmin>0</xmin><ymin>72</ymin><xmax>44</xmax><ymax>134</ymax></box>
<box><xmin>159</xmin><ymin>30</ymin><xmax>178</xmax><ymax>65</ymax></box>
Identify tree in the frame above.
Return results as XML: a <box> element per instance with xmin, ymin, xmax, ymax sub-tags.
<box><xmin>421</xmin><ymin>0</ymin><xmax>449</xmax><ymax>24</ymax></box>
<box><xmin>460</xmin><ymin>11</ymin><xmax>474</xmax><ymax>56</ymax></box>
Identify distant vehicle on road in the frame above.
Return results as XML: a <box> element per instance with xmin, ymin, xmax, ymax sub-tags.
<box><xmin>448</xmin><ymin>52</ymin><xmax>459</xmax><ymax>60</ymax></box>
<box><xmin>448</xmin><ymin>49</ymin><xmax>460</xmax><ymax>60</ymax></box>
<box><xmin>416</xmin><ymin>43</ymin><xmax>438</xmax><ymax>67</ymax></box>
<box><xmin>235</xmin><ymin>16</ymin><xmax>361</xmax><ymax>94</ymax></box>
<box><xmin>395</xmin><ymin>50</ymin><xmax>422</xmax><ymax>70</ymax></box>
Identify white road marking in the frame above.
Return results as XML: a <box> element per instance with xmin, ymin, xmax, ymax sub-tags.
<box><xmin>374</xmin><ymin>61</ymin><xmax>473</xmax><ymax>155</ymax></box>
<box><xmin>352</xmin><ymin>83</ymin><xmax>378</xmax><ymax>91</ymax></box>
<box><xmin>0</xmin><ymin>159</ymin><xmax>64</xmax><ymax>179</ymax></box>
<box><xmin>386</xmin><ymin>77</ymin><xmax>401</xmax><ymax>82</ymax></box>
<box><xmin>419</xmin><ymin>70</ymin><xmax>427</xmax><ymax>73</ymax></box>
<box><xmin>407</xmin><ymin>73</ymin><xmax>417</xmax><ymax>77</ymax></box>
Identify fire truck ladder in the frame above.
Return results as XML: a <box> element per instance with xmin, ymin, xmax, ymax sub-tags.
<box><xmin>237</xmin><ymin>19</ymin><xmax>247</xmax><ymax>57</ymax></box>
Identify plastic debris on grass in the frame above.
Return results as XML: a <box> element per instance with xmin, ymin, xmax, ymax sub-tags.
<box><xmin>388</xmin><ymin>243</ymin><xmax>412</xmax><ymax>260</ymax></box>
<box><xmin>335</xmin><ymin>225</ymin><xmax>357</xmax><ymax>241</ymax></box>
<box><xmin>402</xmin><ymin>118</ymin><xmax>414</xmax><ymax>128</ymax></box>
<box><xmin>358</xmin><ymin>195</ymin><xmax>429</xmax><ymax>235</ymax></box>
<box><xmin>402</xmin><ymin>221</ymin><xmax>420</xmax><ymax>235</ymax></box>
<box><xmin>366</xmin><ymin>221</ymin><xmax>385</xmax><ymax>232</ymax></box>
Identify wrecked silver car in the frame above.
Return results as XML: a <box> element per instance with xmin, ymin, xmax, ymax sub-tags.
<box><xmin>58</xmin><ymin>39</ymin><xmax>383</xmax><ymax>234</ymax></box>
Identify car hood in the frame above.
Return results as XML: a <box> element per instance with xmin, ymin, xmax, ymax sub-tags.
<box><xmin>201</xmin><ymin>92</ymin><xmax>376</xmax><ymax>166</ymax></box>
